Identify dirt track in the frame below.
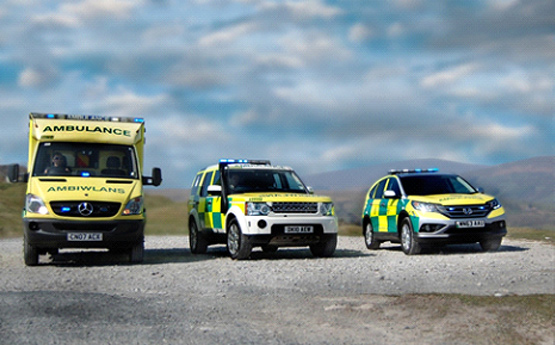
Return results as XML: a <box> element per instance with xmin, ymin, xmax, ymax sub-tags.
<box><xmin>0</xmin><ymin>236</ymin><xmax>553</xmax><ymax>344</ymax></box>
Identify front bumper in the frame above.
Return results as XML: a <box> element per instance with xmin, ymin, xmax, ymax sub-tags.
<box><xmin>413</xmin><ymin>214</ymin><xmax>507</xmax><ymax>245</ymax></box>
<box><xmin>23</xmin><ymin>218</ymin><xmax>145</xmax><ymax>249</ymax></box>
<box><xmin>242</xmin><ymin>215</ymin><xmax>338</xmax><ymax>246</ymax></box>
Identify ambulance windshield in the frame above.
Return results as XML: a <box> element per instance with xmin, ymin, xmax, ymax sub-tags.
<box><xmin>226</xmin><ymin>168</ymin><xmax>307</xmax><ymax>194</ymax></box>
<box><xmin>34</xmin><ymin>142</ymin><xmax>138</xmax><ymax>179</ymax></box>
<box><xmin>400</xmin><ymin>174</ymin><xmax>477</xmax><ymax>196</ymax></box>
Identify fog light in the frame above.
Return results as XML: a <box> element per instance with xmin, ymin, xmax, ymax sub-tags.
<box><xmin>29</xmin><ymin>222</ymin><xmax>40</xmax><ymax>231</ymax></box>
<box><xmin>257</xmin><ymin>220</ymin><xmax>267</xmax><ymax>229</ymax></box>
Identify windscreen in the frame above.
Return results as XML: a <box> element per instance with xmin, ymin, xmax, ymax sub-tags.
<box><xmin>226</xmin><ymin>169</ymin><xmax>307</xmax><ymax>194</ymax></box>
<box><xmin>34</xmin><ymin>142</ymin><xmax>138</xmax><ymax>179</ymax></box>
<box><xmin>400</xmin><ymin>174</ymin><xmax>477</xmax><ymax>196</ymax></box>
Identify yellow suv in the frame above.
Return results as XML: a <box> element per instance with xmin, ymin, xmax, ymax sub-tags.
<box><xmin>188</xmin><ymin>159</ymin><xmax>338</xmax><ymax>259</ymax></box>
<box><xmin>362</xmin><ymin>169</ymin><xmax>507</xmax><ymax>254</ymax></box>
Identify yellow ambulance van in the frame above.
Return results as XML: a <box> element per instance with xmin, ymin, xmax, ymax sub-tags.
<box><xmin>8</xmin><ymin>113</ymin><xmax>162</xmax><ymax>265</ymax></box>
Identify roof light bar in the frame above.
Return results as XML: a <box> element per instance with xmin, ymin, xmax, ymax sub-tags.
<box><xmin>30</xmin><ymin>112</ymin><xmax>144</xmax><ymax>123</ymax></box>
<box><xmin>389</xmin><ymin>168</ymin><xmax>439</xmax><ymax>175</ymax></box>
<box><xmin>218</xmin><ymin>159</ymin><xmax>271</xmax><ymax>168</ymax></box>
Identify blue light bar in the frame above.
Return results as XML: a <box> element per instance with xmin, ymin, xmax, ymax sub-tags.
<box><xmin>46</xmin><ymin>114</ymin><xmax>56</xmax><ymax>119</ymax></box>
<box><xmin>389</xmin><ymin>168</ymin><xmax>439</xmax><ymax>175</ymax></box>
<box><xmin>134</xmin><ymin>118</ymin><xmax>144</xmax><ymax>123</ymax></box>
<box><xmin>81</xmin><ymin>171</ymin><xmax>91</xmax><ymax>177</ymax></box>
<box><xmin>61</xmin><ymin>207</ymin><xmax>71</xmax><ymax>213</ymax></box>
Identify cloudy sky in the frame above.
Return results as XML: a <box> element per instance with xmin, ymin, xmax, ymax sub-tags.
<box><xmin>1</xmin><ymin>0</ymin><xmax>553</xmax><ymax>188</ymax></box>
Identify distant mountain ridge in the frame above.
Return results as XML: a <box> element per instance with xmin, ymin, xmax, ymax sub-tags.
<box><xmin>304</xmin><ymin>156</ymin><xmax>554</xmax><ymax>229</ymax></box>
<box><xmin>303</xmin><ymin>158</ymin><xmax>486</xmax><ymax>191</ymax></box>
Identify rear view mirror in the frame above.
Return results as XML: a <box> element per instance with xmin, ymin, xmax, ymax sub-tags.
<box><xmin>7</xmin><ymin>164</ymin><xmax>19</xmax><ymax>183</ymax></box>
<box><xmin>384</xmin><ymin>190</ymin><xmax>398</xmax><ymax>199</ymax></box>
<box><xmin>207</xmin><ymin>185</ymin><xmax>222</xmax><ymax>195</ymax></box>
<box><xmin>143</xmin><ymin>167</ymin><xmax>162</xmax><ymax>186</ymax></box>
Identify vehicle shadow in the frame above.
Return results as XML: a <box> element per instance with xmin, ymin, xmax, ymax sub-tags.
<box><xmin>375</xmin><ymin>243</ymin><xmax>529</xmax><ymax>255</ymax></box>
<box><xmin>199</xmin><ymin>245</ymin><xmax>372</xmax><ymax>261</ymax></box>
<box><xmin>45</xmin><ymin>247</ymin><xmax>212</xmax><ymax>267</ymax></box>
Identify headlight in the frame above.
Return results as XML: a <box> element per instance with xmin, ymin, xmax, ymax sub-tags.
<box><xmin>487</xmin><ymin>198</ymin><xmax>502</xmax><ymax>210</ymax></box>
<box><xmin>26</xmin><ymin>194</ymin><xmax>49</xmax><ymax>215</ymax></box>
<box><xmin>411</xmin><ymin>201</ymin><xmax>440</xmax><ymax>213</ymax></box>
<box><xmin>123</xmin><ymin>196</ymin><xmax>143</xmax><ymax>215</ymax></box>
<box><xmin>320</xmin><ymin>202</ymin><xmax>334</xmax><ymax>216</ymax></box>
<box><xmin>246</xmin><ymin>202</ymin><xmax>271</xmax><ymax>216</ymax></box>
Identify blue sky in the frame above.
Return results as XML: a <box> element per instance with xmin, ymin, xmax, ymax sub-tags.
<box><xmin>0</xmin><ymin>0</ymin><xmax>553</xmax><ymax>188</ymax></box>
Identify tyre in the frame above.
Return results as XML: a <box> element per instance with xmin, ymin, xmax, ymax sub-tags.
<box><xmin>189</xmin><ymin>220</ymin><xmax>208</xmax><ymax>254</ymax></box>
<box><xmin>310</xmin><ymin>234</ymin><xmax>337</xmax><ymax>257</ymax></box>
<box><xmin>24</xmin><ymin>237</ymin><xmax>39</xmax><ymax>266</ymax></box>
<box><xmin>227</xmin><ymin>219</ymin><xmax>252</xmax><ymax>260</ymax></box>
<box><xmin>129</xmin><ymin>242</ymin><xmax>144</xmax><ymax>263</ymax></box>
<box><xmin>400</xmin><ymin>218</ymin><xmax>421</xmax><ymax>255</ymax></box>
<box><xmin>364</xmin><ymin>221</ymin><xmax>381</xmax><ymax>250</ymax></box>
<box><xmin>480</xmin><ymin>237</ymin><xmax>502</xmax><ymax>252</ymax></box>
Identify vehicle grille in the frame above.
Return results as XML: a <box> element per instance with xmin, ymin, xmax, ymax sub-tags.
<box><xmin>50</xmin><ymin>201</ymin><xmax>121</xmax><ymax>217</ymax></box>
<box><xmin>439</xmin><ymin>204</ymin><xmax>491</xmax><ymax>218</ymax></box>
<box><xmin>272</xmin><ymin>202</ymin><xmax>318</xmax><ymax>214</ymax></box>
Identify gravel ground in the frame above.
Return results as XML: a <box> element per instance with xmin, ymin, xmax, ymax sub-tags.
<box><xmin>0</xmin><ymin>236</ymin><xmax>553</xmax><ymax>344</ymax></box>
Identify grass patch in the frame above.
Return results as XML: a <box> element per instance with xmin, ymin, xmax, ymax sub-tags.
<box><xmin>389</xmin><ymin>294</ymin><xmax>554</xmax><ymax>345</ymax></box>
<box><xmin>507</xmin><ymin>227</ymin><xmax>554</xmax><ymax>244</ymax></box>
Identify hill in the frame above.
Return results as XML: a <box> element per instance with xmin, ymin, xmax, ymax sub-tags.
<box><xmin>307</xmin><ymin>156</ymin><xmax>554</xmax><ymax>229</ymax></box>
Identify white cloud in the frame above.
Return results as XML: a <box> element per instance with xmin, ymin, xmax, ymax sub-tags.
<box><xmin>61</xmin><ymin>0</ymin><xmax>138</xmax><ymax>20</ymax></box>
<box><xmin>261</xmin><ymin>0</ymin><xmax>342</xmax><ymax>19</ymax></box>
<box><xmin>18</xmin><ymin>67</ymin><xmax>57</xmax><ymax>88</ymax></box>
<box><xmin>348</xmin><ymin>23</ymin><xmax>374</xmax><ymax>42</ymax></box>
<box><xmin>199</xmin><ymin>22</ymin><xmax>258</xmax><ymax>47</ymax></box>
<box><xmin>421</xmin><ymin>63</ymin><xmax>480</xmax><ymax>88</ymax></box>
<box><xmin>100</xmin><ymin>90</ymin><xmax>170</xmax><ymax>118</ymax></box>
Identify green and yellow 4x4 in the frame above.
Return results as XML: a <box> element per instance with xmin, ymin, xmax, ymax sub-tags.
<box><xmin>188</xmin><ymin>159</ymin><xmax>338</xmax><ymax>259</ymax></box>
<box><xmin>362</xmin><ymin>169</ymin><xmax>507</xmax><ymax>254</ymax></box>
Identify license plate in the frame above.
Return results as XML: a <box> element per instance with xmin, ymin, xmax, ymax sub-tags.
<box><xmin>456</xmin><ymin>220</ymin><xmax>485</xmax><ymax>228</ymax></box>
<box><xmin>284</xmin><ymin>226</ymin><xmax>313</xmax><ymax>234</ymax></box>
<box><xmin>67</xmin><ymin>233</ymin><xmax>103</xmax><ymax>241</ymax></box>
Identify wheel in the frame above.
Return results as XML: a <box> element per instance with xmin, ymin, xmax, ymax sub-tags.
<box><xmin>129</xmin><ymin>242</ymin><xmax>144</xmax><ymax>263</ymax></box>
<box><xmin>480</xmin><ymin>237</ymin><xmax>502</xmax><ymax>252</ymax></box>
<box><xmin>400</xmin><ymin>218</ymin><xmax>421</xmax><ymax>255</ymax></box>
<box><xmin>310</xmin><ymin>234</ymin><xmax>337</xmax><ymax>257</ymax></box>
<box><xmin>24</xmin><ymin>237</ymin><xmax>39</xmax><ymax>266</ymax></box>
<box><xmin>189</xmin><ymin>220</ymin><xmax>208</xmax><ymax>254</ymax></box>
<box><xmin>227</xmin><ymin>219</ymin><xmax>252</xmax><ymax>260</ymax></box>
<box><xmin>364</xmin><ymin>221</ymin><xmax>381</xmax><ymax>249</ymax></box>
<box><xmin>261</xmin><ymin>245</ymin><xmax>278</xmax><ymax>253</ymax></box>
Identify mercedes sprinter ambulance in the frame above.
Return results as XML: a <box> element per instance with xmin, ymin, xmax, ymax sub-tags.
<box><xmin>9</xmin><ymin>113</ymin><xmax>162</xmax><ymax>265</ymax></box>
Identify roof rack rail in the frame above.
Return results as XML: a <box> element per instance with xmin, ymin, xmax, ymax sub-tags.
<box><xmin>388</xmin><ymin>168</ymin><xmax>439</xmax><ymax>175</ymax></box>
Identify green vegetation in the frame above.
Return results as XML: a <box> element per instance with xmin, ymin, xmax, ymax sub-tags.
<box><xmin>0</xmin><ymin>182</ymin><xmax>26</xmax><ymax>238</ymax></box>
<box><xmin>1</xmin><ymin>182</ymin><xmax>553</xmax><ymax>244</ymax></box>
<box><xmin>392</xmin><ymin>294</ymin><xmax>554</xmax><ymax>345</ymax></box>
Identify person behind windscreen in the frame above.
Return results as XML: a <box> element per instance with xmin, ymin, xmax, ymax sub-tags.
<box><xmin>44</xmin><ymin>152</ymin><xmax>71</xmax><ymax>175</ymax></box>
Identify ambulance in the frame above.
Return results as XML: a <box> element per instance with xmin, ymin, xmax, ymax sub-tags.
<box><xmin>188</xmin><ymin>159</ymin><xmax>338</xmax><ymax>259</ymax></box>
<box><xmin>361</xmin><ymin>169</ymin><xmax>507</xmax><ymax>255</ymax></box>
<box><xmin>8</xmin><ymin>113</ymin><xmax>162</xmax><ymax>265</ymax></box>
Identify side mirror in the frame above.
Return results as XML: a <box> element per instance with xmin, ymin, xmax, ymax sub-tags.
<box><xmin>7</xmin><ymin>164</ymin><xmax>19</xmax><ymax>183</ymax></box>
<box><xmin>207</xmin><ymin>185</ymin><xmax>222</xmax><ymax>195</ymax></box>
<box><xmin>306</xmin><ymin>186</ymin><xmax>314</xmax><ymax>194</ymax></box>
<box><xmin>143</xmin><ymin>167</ymin><xmax>162</xmax><ymax>187</ymax></box>
<box><xmin>384</xmin><ymin>190</ymin><xmax>398</xmax><ymax>199</ymax></box>
<box><xmin>477</xmin><ymin>187</ymin><xmax>484</xmax><ymax>194</ymax></box>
